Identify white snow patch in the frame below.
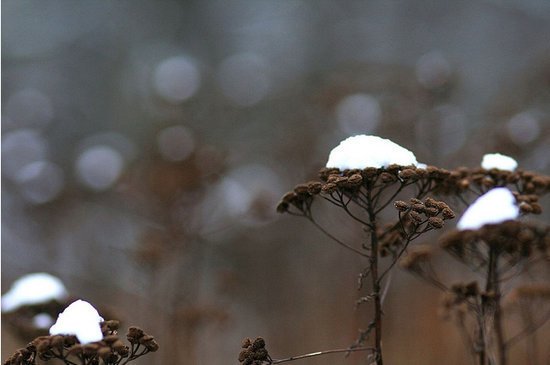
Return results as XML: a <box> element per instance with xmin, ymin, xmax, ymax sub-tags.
<box><xmin>1</xmin><ymin>273</ymin><xmax>68</xmax><ymax>312</ymax></box>
<box><xmin>457</xmin><ymin>187</ymin><xmax>519</xmax><ymax>231</ymax></box>
<box><xmin>481</xmin><ymin>153</ymin><xmax>518</xmax><ymax>172</ymax></box>
<box><xmin>49</xmin><ymin>300</ymin><xmax>104</xmax><ymax>344</ymax></box>
<box><xmin>326</xmin><ymin>135</ymin><xmax>419</xmax><ymax>169</ymax></box>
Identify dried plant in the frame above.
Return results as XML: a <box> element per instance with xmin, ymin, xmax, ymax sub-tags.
<box><xmin>274</xmin><ymin>164</ymin><xmax>458</xmax><ymax>364</ymax></box>
<box><xmin>241</xmin><ymin>151</ymin><xmax>550</xmax><ymax>365</ymax></box>
<box><xmin>398</xmin><ymin>168</ymin><xmax>550</xmax><ymax>365</ymax></box>
<box><xmin>3</xmin><ymin>321</ymin><xmax>158</xmax><ymax>365</ymax></box>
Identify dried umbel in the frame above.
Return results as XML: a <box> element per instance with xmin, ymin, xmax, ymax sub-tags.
<box><xmin>440</xmin><ymin>221</ymin><xmax>550</xmax><ymax>269</ymax></box>
<box><xmin>380</xmin><ymin>197</ymin><xmax>456</xmax><ymax>258</ymax></box>
<box><xmin>3</xmin><ymin>322</ymin><xmax>158</xmax><ymax>365</ymax></box>
<box><xmin>432</xmin><ymin>167</ymin><xmax>550</xmax><ymax>204</ymax></box>
<box><xmin>278</xmin><ymin>164</ymin><xmax>440</xmax><ymax>215</ymax></box>
<box><xmin>238</xmin><ymin>337</ymin><xmax>270</xmax><ymax>365</ymax></box>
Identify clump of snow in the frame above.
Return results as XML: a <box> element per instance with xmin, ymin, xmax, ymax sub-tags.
<box><xmin>481</xmin><ymin>153</ymin><xmax>518</xmax><ymax>172</ymax></box>
<box><xmin>49</xmin><ymin>300</ymin><xmax>104</xmax><ymax>344</ymax></box>
<box><xmin>1</xmin><ymin>273</ymin><xmax>68</xmax><ymax>312</ymax></box>
<box><xmin>457</xmin><ymin>187</ymin><xmax>519</xmax><ymax>231</ymax></box>
<box><xmin>326</xmin><ymin>135</ymin><xmax>419</xmax><ymax>169</ymax></box>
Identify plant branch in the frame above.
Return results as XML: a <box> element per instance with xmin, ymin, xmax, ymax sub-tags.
<box><xmin>270</xmin><ymin>347</ymin><xmax>374</xmax><ymax>364</ymax></box>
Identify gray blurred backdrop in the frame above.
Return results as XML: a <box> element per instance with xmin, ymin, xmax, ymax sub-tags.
<box><xmin>2</xmin><ymin>1</ymin><xmax>550</xmax><ymax>364</ymax></box>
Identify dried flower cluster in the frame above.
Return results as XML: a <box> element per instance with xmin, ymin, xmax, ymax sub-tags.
<box><xmin>273</xmin><ymin>147</ymin><xmax>550</xmax><ymax>365</ymax></box>
<box><xmin>440</xmin><ymin>221</ymin><xmax>550</xmax><ymax>269</ymax></box>
<box><xmin>238</xmin><ymin>337</ymin><xmax>270</xmax><ymax>365</ymax></box>
<box><xmin>277</xmin><ymin>165</ymin><xmax>456</xmax><ymax>215</ymax></box>
<box><xmin>374</xmin><ymin>197</ymin><xmax>455</xmax><ymax>259</ymax></box>
<box><xmin>432</xmin><ymin>167</ymin><xmax>550</xmax><ymax>198</ymax></box>
<box><xmin>278</xmin><ymin>165</ymin><xmax>550</xmax><ymax>219</ymax></box>
<box><xmin>3</xmin><ymin>321</ymin><xmax>158</xmax><ymax>365</ymax></box>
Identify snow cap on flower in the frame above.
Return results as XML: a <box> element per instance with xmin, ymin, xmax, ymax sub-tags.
<box><xmin>326</xmin><ymin>135</ymin><xmax>419</xmax><ymax>169</ymax></box>
<box><xmin>1</xmin><ymin>272</ymin><xmax>68</xmax><ymax>312</ymax></box>
<box><xmin>481</xmin><ymin>153</ymin><xmax>518</xmax><ymax>172</ymax></box>
<box><xmin>457</xmin><ymin>187</ymin><xmax>519</xmax><ymax>231</ymax></box>
<box><xmin>49</xmin><ymin>300</ymin><xmax>104</xmax><ymax>344</ymax></box>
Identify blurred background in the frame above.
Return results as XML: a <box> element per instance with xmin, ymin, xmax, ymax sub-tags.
<box><xmin>2</xmin><ymin>1</ymin><xmax>550</xmax><ymax>364</ymax></box>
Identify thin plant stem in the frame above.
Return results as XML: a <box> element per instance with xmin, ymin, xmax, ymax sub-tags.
<box><xmin>366</xmin><ymin>186</ymin><xmax>383</xmax><ymax>365</ymax></box>
<box><xmin>485</xmin><ymin>247</ymin><xmax>506</xmax><ymax>365</ymax></box>
<box><xmin>306</xmin><ymin>216</ymin><xmax>369</xmax><ymax>258</ymax></box>
<box><xmin>270</xmin><ymin>347</ymin><xmax>374</xmax><ymax>364</ymax></box>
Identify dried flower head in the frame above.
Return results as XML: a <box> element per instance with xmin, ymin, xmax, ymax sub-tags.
<box><xmin>394</xmin><ymin>200</ymin><xmax>409</xmax><ymax>212</ymax></box>
<box><xmin>427</xmin><ymin>217</ymin><xmax>444</xmax><ymax>229</ymax></box>
<box><xmin>4</xmin><ymin>320</ymin><xmax>157</xmax><ymax>365</ymax></box>
<box><xmin>238</xmin><ymin>337</ymin><xmax>270</xmax><ymax>365</ymax></box>
<box><xmin>440</xmin><ymin>221</ymin><xmax>549</xmax><ymax>269</ymax></box>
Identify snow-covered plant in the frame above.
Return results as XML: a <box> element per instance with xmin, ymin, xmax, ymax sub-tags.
<box><xmin>3</xmin><ymin>300</ymin><xmax>159</xmax><ymax>365</ymax></box>
<box><xmin>273</xmin><ymin>135</ymin><xmax>458</xmax><ymax>365</ymax></box>
<box><xmin>242</xmin><ymin>136</ymin><xmax>550</xmax><ymax>365</ymax></box>
<box><xmin>1</xmin><ymin>273</ymin><xmax>71</xmax><ymax>340</ymax></box>
<box><xmin>400</xmin><ymin>157</ymin><xmax>550</xmax><ymax>365</ymax></box>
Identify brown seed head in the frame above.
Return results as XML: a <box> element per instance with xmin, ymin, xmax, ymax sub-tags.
<box><xmin>307</xmin><ymin>181</ymin><xmax>322</xmax><ymax>195</ymax></box>
<box><xmin>424</xmin><ymin>207</ymin><xmax>439</xmax><ymax>217</ymax></box>
<box><xmin>428</xmin><ymin>217</ymin><xmax>444</xmax><ymax>229</ymax></box>
<box><xmin>394</xmin><ymin>201</ymin><xmax>409</xmax><ymax>212</ymax></box>
<box><xmin>347</xmin><ymin>173</ymin><xmax>363</xmax><ymax>187</ymax></box>
<box><xmin>441</xmin><ymin>208</ymin><xmax>456</xmax><ymax>220</ymax></box>
<box><xmin>411</xmin><ymin>203</ymin><xmax>425</xmax><ymax>213</ymax></box>
<box><xmin>409</xmin><ymin>211</ymin><xmax>423</xmax><ymax>223</ymax></box>
<box><xmin>252</xmin><ymin>337</ymin><xmax>265</xmax><ymax>350</ymax></box>
<box><xmin>241</xmin><ymin>338</ymin><xmax>252</xmax><ymax>348</ymax></box>
<box><xmin>399</xmin><ymin>168</ymin><xmax>418</xmax><ymax>180</ymax></box>
<box><xmin>322</xmin><ymin>182</ymin><xmax>337</xmax><ymax>194</ymax></box>
<box><xmin>293</xmin><ymin>184</ymin><xmax>310</xmax><ymax>196</ymax></box>
<box><xmin>424</xmin><ymin>197</ymin><xmax>438</xmax><ymax>208</ymax></box>
<box><xmin>380</xmin><ymin>172</ymin><xmax>397</xmax><ymax>183</ymax></box>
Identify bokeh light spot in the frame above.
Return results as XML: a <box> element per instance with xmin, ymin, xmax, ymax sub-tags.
<box><xmin>15</xmin><ymin>161</ymin><xmax>65</xmax><ymax>204</ymax></box>
<box><xmin>506</xmin><ymin>111</ymin><xmax>540</xmax><ymax>145</ymax></box>
<box><xmin>416</xmin><ymin>51</ymin><xmax>452</xmax><ymax>89</ymax></box>
<box><xmin>2</xmin><ymin>129</ymin><xmax>48</xmax><ymax>180</ymax></box>
<box><xmin>75</xmin><ymin>145</ymin><xmax>124</xmax><ymax>191</ymax></box>
<box><xmin>153</xmin><ymin>56</ymin><xmax>201</xmax><ymax>103</ymax></box>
